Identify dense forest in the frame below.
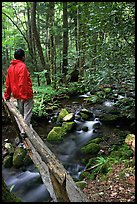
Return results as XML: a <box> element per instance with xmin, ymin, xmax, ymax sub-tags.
<box><xmin>2</xmin><ymin>2</ymin><xmax>135</xmax><ymax>87</ymax></box>
<box><xmin>2</xmin><ymin>2</ymin><xmax>135</xmax><ymax>202</ymax></box>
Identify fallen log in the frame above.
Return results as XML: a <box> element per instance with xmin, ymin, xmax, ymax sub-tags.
<box><xmin>2</xmin><ymin>97</ymin><xmax>90</xmax><ymax>202</ymax></box>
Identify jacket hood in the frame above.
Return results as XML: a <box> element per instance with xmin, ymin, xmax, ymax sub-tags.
<box><xmin>10</xmin><ymin>59</ymin><xmax>23</xmax><ymax>65</ymax></box>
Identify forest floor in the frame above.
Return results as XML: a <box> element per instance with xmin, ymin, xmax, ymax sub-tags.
<box><xmin>82</xmin><ymin>162</ymin><xmax>135</xmax><ymax>202</ymax></box>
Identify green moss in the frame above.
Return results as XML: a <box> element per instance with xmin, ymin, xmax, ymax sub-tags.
<box><xmin>13</xmin><ymin>147</ymin><xmax>27</xmax><ymax>168</ymax></box>
<box><xmin>47</xmin><ymin>127</ymin><xmax>63</xmax><ymax>141</ymax></box>
<box><xmin>81</xmin><ymin>143</ymin><xmax>100</xmax><ymax>155</ymax></box>
<box><xmin>79</xmin><ymin>112</ymin><xmax>89</xmax><ymax>120</ymax></box>
<box><xmin>47</xmin><ymin>122</ymin><xmax>76</xmax><ymax>141</ymax></box>
<box><xmin>88</xmin><ymin>137</ymin><xmax>103</xmax><ymax>144</ymax></box>
<box><xmin>62</xmin><ymin>122</ymin><xmax>76</xmax><ymax>132</ymax></box>
<box><xmin>57</xmin><ymin>109</ymin><xmax>69</xmax><ymax>122</ymax></box>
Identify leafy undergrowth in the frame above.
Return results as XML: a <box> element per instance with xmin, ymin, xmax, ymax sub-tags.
<box><xmin>83</xmin><ymin>161</ymin><xmax>135</xmax><ymax>202</ymax></box>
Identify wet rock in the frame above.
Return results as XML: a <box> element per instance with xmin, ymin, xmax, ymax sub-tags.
<box><xmin>88</xmin><ymin>137</ymin><xmax>103</xmax><ymax>144</ymax></box>
<box><xmin>62</xmin><ymin>121</ymin><xmax>76</xmax><ymax>132</ymax></box>
<box><xmin>82</xmin><ymin>126</ymin><xmax>89</xmax><ymax>132</ymax></box>
<box><xmin>57</xmin><ymin>109</ymin><xmax>69</xmax><ymax>122</ymax></box>
<box><xmin>47</xmin><ymin>127</ymin><xmax>63</xmax><ymax>141</ymax></box>
<box><xmin>13</xmin><ymin>147</ymin><xmax>27</xmax><ymax>168</ymax></box>
<box><xmin>93</xmin><ymin>122</ymin><xmax>101</xmax><ymax>129</ymax></box>
<box><xmin>81</xmin><ymin>143</ymin><xmax>100</xmax><ymax>155</ymax></box>
<box><xmin>63</xmin><ymin>113</ymin><xmax>75</xmax><ymax>122</ymax></box>
<box><xmin>79</xmin><ymin>109</ymin><xmax>94</xmax><ymax>121</ymax></box>
<box><xmin>47</xmin><ymin>121</ymin><xmax>76</xmax><ymax>141</ymax></box>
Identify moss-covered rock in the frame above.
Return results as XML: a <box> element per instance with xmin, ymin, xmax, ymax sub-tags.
<box><xmin>82</xmin><ymin>126</ymin><xmax>89</xmax><ymax>132</ymax></box>
<box><xmin>88</xmin><ymin>137</ymin><xmax>103</xmax><ymax>144</ymax></box>
<box><xmin>47</xmin><ymin>122</ymin><xmax>76</xmax><ymax>141</ymax></box>
<box><xmin>79</xmin><ymin>109</ymin><xmax>93</xmax><ymax>120</ymax></box>
<box><xmin>62</xmin><ymin>121</ymin><xmax>76</xmax><ymax>132</ymax></box>
<box><xmin>47</xmin><ymin>127</ymin><xmax>64</xmax><ymax>141</ymax></box>
<box><xmin>81</xmin><ymin>143</ymin><xmax>100</xmax><ymax>155</ymax></box>
<box><xmin>79</xmin><ymin>112</ymin><xmax>89</xmax><ymax>120</ymax></box>
<box><xmin>3</xmin><ymin>155</ymin><xmax>13</xmax><ymax>168</ymax></box>
<box><xmin>57</xmin><ymin>109</ymin><xmax>69</xmax><ymax>122</ymax></box>
<box><xmin>13</xmin><ymin>147</ymin><xmax>27</xmax><ymax>168</ymax></box>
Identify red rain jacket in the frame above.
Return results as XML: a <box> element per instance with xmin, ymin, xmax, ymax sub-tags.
<box><xmin>4</xmin><ymin>59</ymin><xmax>33</xmax><ymax>101</ymax></box>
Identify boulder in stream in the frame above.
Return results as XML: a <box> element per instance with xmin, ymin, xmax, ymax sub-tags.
<box><xmin>57</xmin><ymin>109</ymin><xmax>69</xmax><ymax>123</ymax></box>
<box><xmin>81</xmin><ymin>143</ymin><xmax>100</xmax><ymax>155</ymax></box>
<box><xmin>78</xmin><ymin>109</ymin><xmax>94</xmax><ymax>121</ymax></box>
<box><xmin>63</xmin><ymin>113</ymin><xmax>75</xmax><ymax>122</ymax></box>
<box><xmin>13</xmin><ymin>147</ymin><xmax>27</xmax><ymax>168</ymax></box>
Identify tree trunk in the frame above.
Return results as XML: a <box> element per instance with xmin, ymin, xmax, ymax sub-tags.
<box><xmin>62</xmin><ymin>2</ymin><xmax>68</xmax><ymax>84</ymax></box>
<box><xmin>31</xmin><ymin>2</ymin><xmax>51</xmax><ymax>85</ymax></box>
<box><xmin>49</xmin><ymin>2</ymin><xmax>55</xmax><ymax>84</ymax></box>
<box><xmin>26</xmin><ymin>2</ymin><xmax>40</xmax><ymax>86</ymax></box>
<box><xmin>77</xmin><ymin>3</ymin><xmax>85</xmax><ymax>81</ymax></box>
<box><xmin>75</xmin><ymin>2</ymin><xmax>80</xmax><ymax>69</ymax></box>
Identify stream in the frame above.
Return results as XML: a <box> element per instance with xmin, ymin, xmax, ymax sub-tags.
<box><xmin>2</xmin><ymin>95</ymin><xmax>129</xmax><ymax>202</ymax></box>
<box><xmin>2</xmin><ymin>116</ymin><xmax>101</xmax><ymax>202</ymax></box>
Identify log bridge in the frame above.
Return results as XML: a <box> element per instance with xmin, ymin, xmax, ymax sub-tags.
<box><xmin>2</xmin><ymin>97</ymin><xmax>90</xmax><ymax>202</ymax></box>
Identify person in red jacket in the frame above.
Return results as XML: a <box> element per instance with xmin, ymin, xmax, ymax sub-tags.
<box><xmin>4</xmin><ymin>48</ymin><xmax>34</xmax><ymax>139</ymax></box>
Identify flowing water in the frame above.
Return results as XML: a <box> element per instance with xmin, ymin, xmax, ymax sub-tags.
<box><xmin>2</xmin><ymin>97</ymin><xmax>115</xmax><ymax>202</ymax></box>
<box><xmin>2</xmin><ymin>164</ymin><xmax>52</xmax><ymax>202</ymax></box>
<box><xmin>46</xmin><ymin>117</ymin><xmax>102</xmax><ymax>180</ymax></box>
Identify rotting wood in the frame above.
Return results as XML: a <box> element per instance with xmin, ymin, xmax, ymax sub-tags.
<box><xmin>2</xmin><ymin>97</ymin><xmax>90</xmax><ymax>202</ymax></box>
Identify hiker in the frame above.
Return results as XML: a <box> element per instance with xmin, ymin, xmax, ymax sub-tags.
<box><xmin>4</xmin><ymin>48</ymin><xmax>33</xmax><ymax>139</ymax></box>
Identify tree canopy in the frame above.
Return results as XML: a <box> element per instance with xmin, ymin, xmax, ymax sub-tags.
<box><xmin>2</xmin><ymin>2</ymin><xmax>135</xmax><ymax>90</ymax></box>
